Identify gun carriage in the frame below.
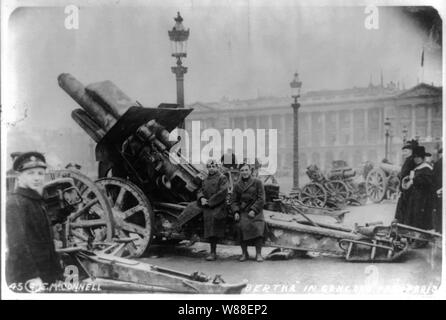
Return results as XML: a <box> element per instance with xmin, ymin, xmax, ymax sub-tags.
<box><xmin>365</xmin><ymin>162</ymin><xmax>401</xmax><ymax>203</ymax></box>
<box><xmin>298</xmin><ymin>161</ymin><xmax>368</xmax><ymax>208</ymax></box>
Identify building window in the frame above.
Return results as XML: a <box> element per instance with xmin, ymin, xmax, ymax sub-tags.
<box><xmin>311</xmin><ymin>152</ymin><xmax>320</xmax><ymax>168</ymax></box>
<box><xmin>299</xmin><ymin>113</ymin><xmax>309</xmax><ymax>147</ymax></box>
<box><xmin>353</xmin><ymin>149</ymin><xmax>363</xmax><ymax>168</ymax></box>
<box><xmin>415</xmin><ymin>104</ymin><xmax>427</xmax><ymax>138</ymax></box>
<box><xmin>232</xmin><ymin>117</ymin><xmax>245</xmax><ymax>129</ymax></box>
<box><xmin>398</xmin><ymin>105</ymin><xmax>412</xmax><ymax>139</ymax></box>
<box><xmin>339</xmin><ymin>150</ymin><xmax>349</xmax><ymax>164</ymax></box>
<box><xmin>325</xmin><ymin>150</ymin><xmax>334</xmax><ymax>170</ymax></box>
<box><xmin>246</xmin><ymin>116</ymin><xmax>257</xmax><ymax>130</ymax></box>
<box><xmin>311</xmin><ymin>112</ymin><xmax>322</xmax><ymax>146</ymax></box>
<box><xmin>340</xmin><ymin>110</ymin><xmax>351</xmax><ymax>145</ymax></box>
<box><xmin>285</xmin><ymin>116</ymin><xmax>293</xmax><ymax>147</ymax></box>
<box><xmin>298</xmin><ymin>152</ymin><xmax>307</xmax><ymax>176</ymax></box>
<box><xmin>185</xmin><ymin>119</ymin><xmax>192</xmax><ymax>132</ymax></box>
<box><xmin>286</xmin><ymin>151</ymin><xmax>293</xmax><ymax>171</ymax></box>
<box><xmin>325</xmin><ymin>111</ymin><xmax>337</xmax><ymax>146</ymax></box>
<box><xmin>432</xmin><ymin>104</ymin><xmax>442</xmax><ymax>140</ymax></box>
<box><xmin>203</xmin><ymin>118</ymin><xmax>215</xmax><ymax>130</ymax></box>
<box><xmin>353</xmin><ymin>109</ymin><xmax>365</xmax><ymax>144</ymax></box>
<box><xmin>258</xmin><ymin>116</ymin><xmax>268</xmax><ymax>129</ymax></box>
<box><xmin>367</xmin><ymin>108</ymin><xmax>380</xmax><ymax>144</ymax></box>
<box><xmin>280</xmin><ymin>152</ymin><xmax>286</xmax><ymax>171</ymax></box>
<box><xmin>257</xmin><ymin>115</ymin><xmax>269</xmax><ymax>150</ymax></box>
<box><xmin>271</xmin><ymin>115</ymin><xmax>283</xmax><ymax>148</ymax></box>
<box><xmin>300</xmin><ymin>153</ymin><xmax>307</xmax><ymax>168</ymax></box>
<box><xmin>367</xmin><ymin>149</ymin><xmax>378</xmax><ymax>163</ymax></box>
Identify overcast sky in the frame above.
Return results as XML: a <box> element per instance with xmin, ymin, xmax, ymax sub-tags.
<box><xmin>4</xmin><ymin>2</ymin><xmax>442</xmax><ymax>134</ymax></box>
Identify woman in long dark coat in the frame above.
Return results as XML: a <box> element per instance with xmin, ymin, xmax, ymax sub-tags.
<box><xmin>432</xmin><ymin>149</ymin><xmax>442</xmax><ymax>233</ymax></box>
<box><xmin>403</xmin><ymin>146</ymin><xmax>434</xmax><ymax>231</ymax></box>
<box><xmin>197</xmin><ymin>159</ymin><xmax>228</xmax><ymax>261</ymax></box>
<box><xmin>395</xmin><ymin>141</ymin><xmax>417</xmax><ymax>223</ymax></box>
<box><xmin>231</xmin><ymin>162</ymin><xmax>266</xmax><ymax>262</ymax></box>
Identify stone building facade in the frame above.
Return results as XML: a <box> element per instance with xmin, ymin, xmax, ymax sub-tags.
<box><xmin>185</xmin><ymin>82</ymin><xmax>443</xmax><ymax>176</ymax></box>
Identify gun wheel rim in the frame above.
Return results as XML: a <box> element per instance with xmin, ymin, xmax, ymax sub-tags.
<box><xmin>365</xmin><ymin>168</ymin><xmax>387</xmax><ymax>203</ymax></box>
<box><xmin>47</xmin><ymin>169</ymin><xmax>114</xmax><ymax>247</ymax></box>
<box><xmin>299</xmin><ymin>182</ymin><xmax>327</xmax><ymax>208</ymax></box>
<box><xmin>325</xmin><ymin>180</ymin><xmax>349</xmax><ymax>203</ymax></box>
<box><xmin>96</xmin><ymin>177</ymin><xmax>153</xmax><ymax>258</ymax></box>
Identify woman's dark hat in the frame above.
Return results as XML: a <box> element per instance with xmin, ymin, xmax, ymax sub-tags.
<box><xmin>13</xmin><ymin>151</ymin><xmax>47</xmax><ymax>172</ymax></box>
<box><xmin>412</xmin><ymin>146</ymin><xmax>428</xmax><ymax>158</ymax></box>
<box><xmin>402</xmin><ymin>139</ymin><xmax>419</xmax><ymax>150</ymax></box>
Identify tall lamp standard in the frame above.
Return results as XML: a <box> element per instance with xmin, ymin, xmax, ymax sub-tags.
<box><xmin>401</xmin><ymin>126</ymin><xmax>409</xmax><ymax>163</ymax></box>
<box><xmin>384</xmin><ymin>117</ymin><xmax>391</xmax><ymax>161</ymax></box>
<box><xmin>290</xmin><ymin>72</ymin><xmax>302</xmax><ymax>190</ymax></box>
<box><xmin>168</xmin><ymin>12</ymin><xmax>190</xmax><ymax>129</ymax></box>
<box><xmin>402</xmin><ymin>126</ymin><xmax>408</xmax><ymax>145</ymax></box>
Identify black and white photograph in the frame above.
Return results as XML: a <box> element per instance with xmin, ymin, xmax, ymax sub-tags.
<box><xmin>1</xmin><ymin>0</ymin><xmax>444</xmax><ymax>300</ymax></box>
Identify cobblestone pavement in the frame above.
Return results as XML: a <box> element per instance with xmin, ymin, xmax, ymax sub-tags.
<box><xmin>140</xmin><ymin>200</ymin><xmax>443</xmax><ymax>296</ymax></box>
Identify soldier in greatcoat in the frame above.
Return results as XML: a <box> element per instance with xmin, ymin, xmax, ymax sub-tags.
<box><xmin>174</xmin><ymin>159</ymin><xmax>228</xmax><ymax>260</ymax></box>
<box><xmin>6</xmin><ymin>152</ymin><xmax>63</xmax><ymax>292</ymax></box>
<box><xmin>231</xmin><ymin>162</ymin><xmax>266</xmax><ymax>262</ymax></box>
<box><xmin>197</xmin><ymin>159</ymin><xmax>228</xmax><ymax>261</ymax></box>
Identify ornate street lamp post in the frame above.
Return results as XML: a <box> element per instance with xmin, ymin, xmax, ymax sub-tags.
<box><xmin>290</xmin><ymin>72</ymin><xmax>302</xmax><ymax>190</ymax></box>
<box><xmin>168</xmin><ymin>12</ymin><xmax>190</xmax><ymax>129</ymax></box>
<box><xmin>402</xmin><ymin>126</ymin><xmax>408</xmax><ymax>145</ymax></box>
<box><xmin>384</xmin><ymin>117</ymin><xmax>391</xmax><ymax>161</ymax></box>
<box><xmin>401</xmin><ymin>126</ymin><xmax>409</xmax><ymax>163</ymax></box>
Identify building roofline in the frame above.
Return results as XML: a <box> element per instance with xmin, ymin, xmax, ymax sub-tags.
<box><xmin>187</xmin><ymin>83</ymin><xmax>443</xmax><ymax>115</ymax></box>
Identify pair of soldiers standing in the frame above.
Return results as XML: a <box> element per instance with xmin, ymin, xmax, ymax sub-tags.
<box><xmin>395</xmin><ymin>141</ymin><xmax>442</xmax><ymax>234</ymax></box>
<box><xmin>193</xmin><ymin>159</ymin><xmax>266</xmax><ymax>262</ymax></box>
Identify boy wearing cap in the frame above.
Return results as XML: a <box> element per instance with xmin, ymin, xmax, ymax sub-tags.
<box><xmin>6</xmin><ymin>152</ymin><xmax>63</xmax><ymax>292</ymax></box>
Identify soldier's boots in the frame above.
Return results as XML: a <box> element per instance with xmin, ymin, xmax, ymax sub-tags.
<box><xmin>255</xmin><ymin>254</ymin><xmax>264</xmax><ymax>262</ymax></box>
<box><xmin>205</xmin><ymin>253</ymin><xmax>217</xmax><ymax>261</ymax></box>
<box><xmin>239</xmin><ymin>253</ymin><xmax>249</xmax><ymax>262</ymax></box>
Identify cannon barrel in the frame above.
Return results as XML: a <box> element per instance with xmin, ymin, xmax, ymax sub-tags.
<box><xmin>58</xmin><ymin>73</ymin><xmax>118</xmax><ymax>132</ymax></box>
<box><xmin>71</xmin><ymin>109</ymin><xmax>106</xmax><ymax>142</ymax></box>
<box><xmin>377</xmin><ymin>162</ymin><xmax>401</xmax><ymax>174</ymax></box>
<box><xmin>60</xmin><ymin>73</ymin><xmax>202</xmax><ymax>202</ymax></box>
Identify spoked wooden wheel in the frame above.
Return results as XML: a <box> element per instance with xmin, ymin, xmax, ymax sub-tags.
<box><xmin>365</xmin><ymin>168</ymin><xmax>387</xmax><ymax>203</ymax></box>
<box><xmin>387</xmin><ymin>175</ymin><xmax>401</xmax><ymax>200</ymax></box>
<box><xmin>356</xmin><ymin>182</ymin><xmax>368</xmax><ymax>206</ymax></box>
<box><xmin>299</xmin><ymin>183</ymin><xmax>327</xmax><ymax>207</ymax></box>
<box><xmin>47</xmin><ymin>169</ymin><xmax>114</xmax><ymax>248</ymax></box>
<box><xmin>96</xmin><ymin>177</ymin><xmax>154</xmax><ymax>258</ymax></box>
<box><xmin>325</xmin><ymin>180</ymin><xmax>349</xmax><ymax>204</ymax></box>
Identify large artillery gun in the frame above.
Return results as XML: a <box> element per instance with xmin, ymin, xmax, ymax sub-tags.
<box><xmin>365</xmin><ymin>162</ymin><xmax>401</xmax><ymax>203</ymax></box>
<box><xmin>298</xmin><ymin>161</ymin><xmax>367</xmax><ymax>208</ymax></box>
<box><xmin>53</xmin><ymin>73</ymin><xmax>440</xmax><ymax>264</ymax></box>
<box><xmin>41</xmin><ymin>170</ymin><xmax>246</xmax><ymax>294</ymax></box>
